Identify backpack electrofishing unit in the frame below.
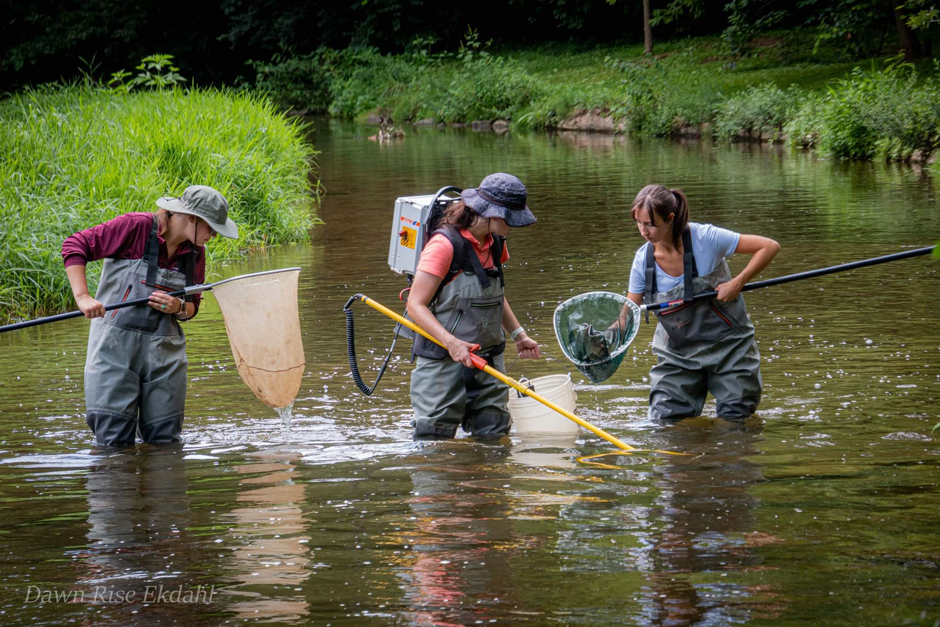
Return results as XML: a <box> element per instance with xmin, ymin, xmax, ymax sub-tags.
<box><xmin>387</xmin><ymin>187</ymin><xmax>462</xmax><ymax>280</ymax></box>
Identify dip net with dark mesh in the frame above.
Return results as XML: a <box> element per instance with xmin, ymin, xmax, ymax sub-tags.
<box><xmin>553</xmin><ymin>291</ymin><xmax>641</xmax><ymax>384</ymax></box>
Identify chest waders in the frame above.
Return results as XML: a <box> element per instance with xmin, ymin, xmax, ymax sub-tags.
<box><xmin>410</xmin><ymin>229</ymin><xmax>510</xmax><ymax>439</ymax></box>
<box><xmin>645</xmin><ymin>228</ymin><xmax>761</xmax><ymax>420</ymax></box>
<box><xmin>84</xmin><ymin>217</ymin><xmax>195</xmax><ymax>445</ymax></box>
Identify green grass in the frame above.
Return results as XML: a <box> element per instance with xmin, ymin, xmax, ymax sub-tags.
<box><xmin>258</xmin><ymin>31</ymin><xmax>903</xmax><ymax>127</ymax></box>
<box><xmin>0</xmin><ymin>85</ymin><xmax>321</xmax><ymax>323</ymax></box>
<box><xmin>254</xmin><ymin>31</ymin><xmax>940</xmax><ymax>166</ymax></box>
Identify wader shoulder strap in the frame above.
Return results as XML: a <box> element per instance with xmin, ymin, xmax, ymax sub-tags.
<box><xmin>492</xmin><ymin>236</ymin><xmax>505</xmax><ymax>288</ymax></box>
<box><xmin>182</xmin><ymin>251</ymin><xmax>195</xmax><ymax>302</ymax></box>
<box><xmin>644</xmin><ymin>243</ymin><xmax>656</xmax><ymax>324</ymax></box>
<box><xmin>681</xmin><ymin>227</ymin><xmax>697</xmax><ymax>303</ymax></box>
<box><xmin>643</xmin><ymin>228</ymin><xmax>698</xmax><ymax>322</ymax></box>
<box><xmin>429</xmin><ymin>228</ymin><xmax>492</xmax><ymax>304</ymax></box>
<box><xmin>143</xmin><ymin>215</ymin><xmax>160</xmax><ymax>287</ymax></box>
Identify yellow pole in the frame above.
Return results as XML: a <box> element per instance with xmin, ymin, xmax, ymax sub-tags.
<box><xmin>356</xmin><ymin>294</ymin><xmax>636</xmax><ymax>451</ymax></box>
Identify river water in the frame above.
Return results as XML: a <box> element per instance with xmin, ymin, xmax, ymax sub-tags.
<box><xmin>0</xmin><ymin>119</ymin><xmax>938</xmax><ymax>626</ymax></box>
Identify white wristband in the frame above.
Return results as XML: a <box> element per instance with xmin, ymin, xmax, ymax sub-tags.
<box><xmin>510</xmin><ymin>327</ymin><xmax>525</xmax><ymax>341</ymax></box>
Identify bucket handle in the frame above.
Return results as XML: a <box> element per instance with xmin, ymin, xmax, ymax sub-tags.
<box><xmin>516</xmin><ymin>376</ymin><xmax>536</xmax><ymax>398</ymax></box>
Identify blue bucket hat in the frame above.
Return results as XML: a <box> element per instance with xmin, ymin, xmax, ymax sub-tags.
<box><xmin>461</xmin><ymin>173</ymin><xmax>537</xmax><ymax>228</ymax></box>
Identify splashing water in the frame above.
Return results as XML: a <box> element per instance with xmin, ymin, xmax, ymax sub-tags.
<box><xmin>275</xmin><ymin>404</ymin><xmax>294</xmax><ymax>430</ymax></box>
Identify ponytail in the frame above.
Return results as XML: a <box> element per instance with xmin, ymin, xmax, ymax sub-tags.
<box><xmin>669</xmin><ymin>188</ymin><xmax>689</xmax><ymax>249</ymax></box>
<box><xmin>630</xmin><ymin>184</ymin><xmax>693</xmax><ymax>250</ymax></box>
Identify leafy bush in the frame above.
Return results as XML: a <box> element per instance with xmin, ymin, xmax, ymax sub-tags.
<box><xmin>605</xmin><ymin>56</ymin><xmax>721</xmax><ymax>136</ymax></box>
<box><xmin>714</xmin><ymin>83</ymin><xmax>798</xmax><ymax>141</ymax></box>
<box><xmin>252</xmin><ymin>51</ymin><xmax>333</xmax><ymax>112</ymax></box>
<box><xmin>784</xmin><ymin>91</ymin><xmax>826</xmax><ymax>147</ymax></box>
<box><xmin>0</xmin><ymin>86</ymin><xmax>320</xmax><ymax>322</ymax></box>
<box><xmin>254</xmin><ymin>29</ymin><xmax>543</xmax><ymax>124</ymax></box>
<box><xmin>327</xmin><ymin>48</ymin><xmax>427</xmax><ymax>120</ymax></box>
<box><xmin>436</xmin><ymin>54</ymin><xmax>542</xmax><ymax>122</ymax></box>
<box><xmin>787</xmin><ymin>61</ymin><xmax>940</xmax><ymax>160</ymax></box>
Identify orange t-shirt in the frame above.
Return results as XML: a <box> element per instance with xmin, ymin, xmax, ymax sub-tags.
<box><xmin>416</xmin><ymin>228</ymin><xmax>510</xmax><ymax>279</ymax></box>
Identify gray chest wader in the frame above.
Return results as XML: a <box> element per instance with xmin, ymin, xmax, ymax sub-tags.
<box><xmin>644</xmin><ymin>228</ymin><xmax>762</xmax><ymax>420</ymax></box>
<box><xmin>410</xmin><ymin>230</ymin><xmax>510</xmax><ymax>439</ymax></box>
<box><xmin>84</xmin><ymin>216</ymin><xmax>195</xmax><ymax>445</ymax></box>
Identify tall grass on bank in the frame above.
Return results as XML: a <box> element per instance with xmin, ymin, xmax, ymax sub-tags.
<box><xmin>0</xmin><ymin>86</ymin><xmax>319</xmax><ymax>323</ymax></box>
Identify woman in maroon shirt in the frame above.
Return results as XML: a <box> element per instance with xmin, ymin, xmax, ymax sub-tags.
<box><xmin>62</xmin><ymin>185</ymin><xmax>238</xmax><ymax>446</ymax></box>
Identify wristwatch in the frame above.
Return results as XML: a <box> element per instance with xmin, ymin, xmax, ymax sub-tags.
<box><xmin>176</xmin><ymin>297</ymin><xmax>186</xmax><ymax>316</ymax></box>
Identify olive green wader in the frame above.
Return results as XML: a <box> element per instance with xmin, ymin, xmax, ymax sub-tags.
<box><xmin>645</xmin><ymin>229</ymin><xmax>761</xmax><ymax>420</ymax></box>
<box><xmin>84</xmin><ymin>217</ymin><xmax>195</xmax><ymax>445</ymax></box>
<box><xmin>411</xmin><ymin>240</ymin><xmax>509</xmax><ymax>439</ymax></box>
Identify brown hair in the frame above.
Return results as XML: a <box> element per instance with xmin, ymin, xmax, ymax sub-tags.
<box><xmin>630</xmin><ymin>184</ymin><xmax>690</xmax><ymax>249</ymax></box>
<box><xmin>436</xmin><ymin>200</ymin><xmax>477</xmax><ymax>231</ymax></box>
<box><xmin>155</xmin><ymin>208</ymin><xmax>172</xmax><ymax>235</ymax></box>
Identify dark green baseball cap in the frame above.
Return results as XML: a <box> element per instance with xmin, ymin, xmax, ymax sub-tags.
<box><xmin>156</xmin><ymin>185</ymin><xmax>239</xmax><ymax>239</ymax></box>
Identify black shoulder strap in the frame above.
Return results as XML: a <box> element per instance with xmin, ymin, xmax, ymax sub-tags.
<box><xmin>681</xmin><ymin>227</ymin><xmax>697</xmax><ymax>302</ymax></box>
<box><xmin>644</xmin><ymin>243</ymin><xmax>656</xmax><ymax>323</ymax></box>
<box><xmin>143</xmin><ymin>215</ymin><xmax>160</xmax><ymax>287</ymax></box>
<box><xmin>182</xmin><ymin>250</ymin><xmax>196</xmax><ymax>301</ymax></box>
<box><xmin>491</xmin><ymin>236</ymin><xmax>505</xmax><ymax>288</ymax></box>
<box><xmin>643</xmin><ymin>227</ymin><xmax>697</xmax><ymax>320</ymax></box>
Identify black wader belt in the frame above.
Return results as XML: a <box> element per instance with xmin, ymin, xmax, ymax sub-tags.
<box><xmin>644</xmin><ymin>227</ymin><xmax>697</xmax><ymax>323</ymax></box>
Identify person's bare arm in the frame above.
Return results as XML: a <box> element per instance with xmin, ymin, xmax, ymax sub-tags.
<box><xmin>716</xmin><ymin>234</ymin><xmax>781</xmax><ymax>301</ymax></box>
<box><xmin>502</xmin><ymin>298</ymin><xmax>540</xmax><ymax>359</ymax></box>
<box><xmin>66</xmin><ymin>265</ymin><xmax>104</xmax><ymax>318</ymax></box>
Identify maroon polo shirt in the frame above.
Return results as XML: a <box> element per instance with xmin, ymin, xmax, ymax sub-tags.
<box><xmin>62</xmin><ymin>212</ymin><xmax>207</xmax><ymax>316</ymax></box>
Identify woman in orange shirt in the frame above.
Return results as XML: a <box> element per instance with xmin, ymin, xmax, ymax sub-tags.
<box><xmin>407</xmin><ymin>173</ymin><xmax>540</xmax><ymax>440</ymax></box>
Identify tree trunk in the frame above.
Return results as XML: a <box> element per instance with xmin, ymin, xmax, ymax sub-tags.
<box><xmin>892</xmin><ymin>3</ymin><xmax>924</xmax><ymax>60</ymax></box>
<box><xmin>643</xmin><ymin>0</ymin><xmax>653</xmax><ymax>55</ymax></box>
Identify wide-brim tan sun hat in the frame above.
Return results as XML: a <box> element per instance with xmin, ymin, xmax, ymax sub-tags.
<box><xmin>156</xmin><ymin>185</ymin><xmax>239</xmax><ymax>239</ymax></box>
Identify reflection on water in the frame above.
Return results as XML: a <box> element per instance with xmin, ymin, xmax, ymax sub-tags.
<box><xmin>0</xmin><ymin>119</ymin><xmax>937</xmax><ymax>625</ymax></box>
<box><xmin>400</xmin><ymin>445</ymin><xmax>519</xmax><ymax>625</ymax></box>
<box><xmin>643</xmin><ymin>419</ymin><xmax>778</xmax><ymax>626</ymax></box>
<box><xmin>223</xmin><ymin>447</ymin><xmax>311</xmax><ymax>622</ymax></box>
<box><xmin>78</xmin><ymin>446</ymin><xmax>219</xmax><ymax>624</ymax></box>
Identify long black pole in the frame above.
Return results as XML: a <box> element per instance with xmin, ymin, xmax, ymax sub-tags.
<box><xmin>0</xmin><ymin>289</ymin><xmax>189</xmax><ymax>334</ymax></box>
<box><xmin>0</xmin><ymin>267</ymin><xmax>302</xmax><ymax>335</ymax></box>
<box><xmin>642</xmin><ymin>245</ymin><xmax>936</xmax><ymax>313</ymax></box>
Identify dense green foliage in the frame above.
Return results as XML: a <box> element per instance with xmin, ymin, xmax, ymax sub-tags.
<box><xmin>0</xmin><ymin>86</ymin><xmax>320</xmax><ymax>322</ymax></box>
<box><xmin>787</xmin><ymin>61</ymin><xmax>940</xmax><ymax>160</ymax></box>
<box><xmin>251</xmin><ymin>31</ymin><xmax>940</xmax><ymax>167</ymax></box>
<box><xmin>4</xmin><ymin>1</ymin><xmax>937</xmax><ymax>91</ymax></box>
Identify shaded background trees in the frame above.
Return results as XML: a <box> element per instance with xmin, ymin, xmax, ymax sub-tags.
<box><xmin>1</xmin><ymin>0</ymin><xmax>935</xmax><ymax>92</ymax></box>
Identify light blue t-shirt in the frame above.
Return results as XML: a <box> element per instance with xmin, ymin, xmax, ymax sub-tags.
<box><xmin>628</xmin><ymin>222</ymin><xmax>740</xmax><ymax>295</ymax></box>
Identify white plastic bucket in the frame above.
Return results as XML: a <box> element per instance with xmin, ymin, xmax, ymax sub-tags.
<box><xmin>509</xmin><ymin>374</ymin><xmax>579</xmax><ymax>435</ymax></box>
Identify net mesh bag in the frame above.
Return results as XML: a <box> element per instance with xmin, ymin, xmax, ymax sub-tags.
<box><xmin>212</xmin><ymin>269</ymin><xmax>305</xmax><ymax>408</ymax></box>
<box><xmin>553</xmin><ymin>291</ymin><xmax>641</xmax><ymax>384</ymax></box>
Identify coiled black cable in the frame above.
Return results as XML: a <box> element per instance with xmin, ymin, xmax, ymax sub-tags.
<box><xmin>344</xmin><ymin>294</ymin><xmax>404</xmax><ymax>396</ymax></box>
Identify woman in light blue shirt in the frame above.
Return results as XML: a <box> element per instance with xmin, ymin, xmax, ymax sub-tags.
<box><xmin>626</xmin><ymin>184</ymin><xmax>780</xmax><ymax>420</ymax></box>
